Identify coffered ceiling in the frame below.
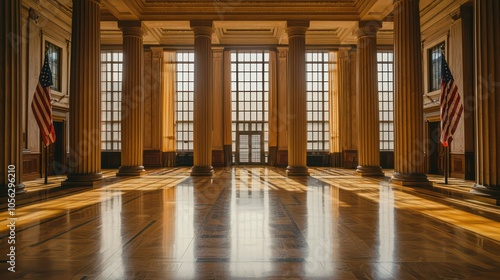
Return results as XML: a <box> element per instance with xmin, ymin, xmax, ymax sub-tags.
<box><xmin>99</xmin><ymin>0</ymin><xmax>395</xmax><ymax>46</ymax></box>
<box><xmin>33</xmin><ymin>0</ymin><xmax>471</xmax><ymax>47</ymax></box>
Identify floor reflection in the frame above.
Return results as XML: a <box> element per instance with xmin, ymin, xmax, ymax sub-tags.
<box><xmin>1</xmin><ymin>167</ymin><xmax>500</xmax><ymax>279</ymax></box>
<box><xmin>377</xmin><ymin>185</ymin><xmax>396</xmax><ymax>277</ymax></box>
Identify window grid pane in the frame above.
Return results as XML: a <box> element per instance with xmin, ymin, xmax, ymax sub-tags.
<box><xmin>101</xmin><ymin>50</ymin><xmax>123</xmax><ymax>151</ymax></box>
<box><xmin>45</xmin><ymin>41</ymin><xmax>61</xmax><ymax>92</ymax></box>
<box><xmin>306</xmin><ymin>51</ymin><xmax>329</xmax><ymax>152</ymax></box>
<box><xmin>378</xmin><ymin>51</ymin><xmax>394</xmax><ymax>151</ymax></box>
<box><xmin>429</xmin><ymin>43</ymin><xmax>444</xmax><ymax>92</ymax></box>
<box><xmin>231</xmin><ymin>51</ymin><xmax>269</xmax><ymax>163</ymax></box>
<box><xmin>176</xmin><ymin>51</ymin><xmax>195</xmax><ymax>151</ymax></box>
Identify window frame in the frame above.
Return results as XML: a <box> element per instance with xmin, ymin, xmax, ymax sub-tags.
<box><xmin>377</xmin><ymin>51</ymin><xmax>394</xmax><ymax>151</ymax></box>
<box><xmin>428</xmin><ymin>42</ymin><xmax>445</xmax><ymax>93</ymax></box>
<box><xmin>41</xmin><ymin>35</ymin><xmax>68</xmax><ymax>96</ymax></box>
<box><xmin>230</xmin><ymin>50</ymin><xmax>270</xmax><ymax>164</ymax></box>
<box><xmin>305</xmin><ymin>51</ymin><xmax>330</xmax><ymax>152</ymax></box>
<box><xmin>175</xmin><ymin>51</ymin><xmax>195</xmax><ymax>152</ymax></box>
<box><xmin>100</xmin><ymin>50</ymin><xmax>123</xmax><ymax>151</ymax></box>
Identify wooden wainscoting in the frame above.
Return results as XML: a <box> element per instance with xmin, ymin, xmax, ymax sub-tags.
<box><xmin>451</xmin><ymin>153</ymin><xmax>465</xmax><ymax>179</ymax></box>
<box><xmin>276</xmin><ymin>150</ymin><xmax>288</xmax><ymax>167</ymax></box>
<box><xmin>102</xmin><ymin>152</ymin><xmax>121</xmax><ymax>169</ymax></box>
<box><xmin>343</xmin><ymin>150</ymin><xmax>358</xmax><ymax>169</ymax></box>
<box><xmin>144</xmin><ymin>150</ymin><xmax>162</xmax><ymax>167</ymax></box>
<box><xmin>380</xmin><ymin>151</ymin><xmax>394</xmax><ymax>169</ymax></box>
<box><xmin>330</xmin><ymin>152</ymin><xmax>342</xmax><ymax>167</ymax></box>
<box><xmin>22</xmin><ymin>151</ymin><xmax>41</xmax><ymax>181</ymax></box>
<box><xmin>212</xmin><ymin>150</ymin><xmax>225</xmax><ymax>167</ymax></box>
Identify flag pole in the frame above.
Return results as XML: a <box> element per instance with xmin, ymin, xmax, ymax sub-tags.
<box><xmin>45</xmin><ymin>144</ymin><xmax>48</xmax><ymax>184</ymax></box>
<box><xmin>444</xmin><ymin>145</ymin><xmax>448</xmax><ymax>185</ymax></box>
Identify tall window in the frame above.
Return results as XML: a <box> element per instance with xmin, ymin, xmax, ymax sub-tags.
<box><xmin>306</xmin><ymin>51</ymin><xmax>329</xmax><ymax>151</ymax></box>
<box><xmin>231</xmin><ymin>51</ymin><xmax>269</xmax><ymax>163</ymax></box>
<box><xmin>101</xmin><ymin>51</ymin><xmax>123</xmax><ymax>151</ymax></box>
<box><xmin>377</xmin><ymin>51</ymin><xmax>394</xmax><ymax>151</ymax></box>
<box><xmin>45</xmin><ymin>41</ymin><xmax>61</xmax><ymax>92</ymax></box>
<box><xmin>429</xmin><ymin>42</ymin><xmax>444</xmax><ymax>92</ymax></box>
<box><xmin>176</xmin><ymin>51</ymin><xmax>195</xmax><ymax>151</ymax></box>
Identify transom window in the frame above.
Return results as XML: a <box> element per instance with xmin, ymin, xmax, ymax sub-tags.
<box><xmin>231</xmin><ymin>51</ymin><xmax>269</xmax><ymax>164</ymax></box>
<box><xmin>45</xmin><ymin>41</ymin><xmax>61</xmax><ymax>92</ymax></box>
<box><xmin>429</xmin><ymin>42</ymin><xmax>445</xmax><ymax>92</ymax></box>
<box><xmin>378</xmin><ymin>51</ymin><xmax>394</xmax><ymax>151</ymax></box>
<box><xmin>175</xmin><ymin>51</ymin><xmax>195</xmax><ymax>151</ymax></box>
<box><xmin>101</xmin><ymin>51</ymin><xmax>123</xmax><ymax>151</ymax></box>
<box><xmin>306</xmin><ymin>51</ymin><xmax>329</xmax><ymax>152</ymax></box>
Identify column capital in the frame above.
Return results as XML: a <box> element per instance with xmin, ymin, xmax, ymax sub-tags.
<box><xmin>212</xmin><ymin>47</ymin><xmax>224</xmax><ymax>58</ymax></box>
<box><xmin>356</xmin><ymin>21</ymin><xmax>381</xmax><ymax>38</ymax></box>
<box><xmin>338</xmin><ymin>47</ymin><xmax>351</xmax><ymax>59</ymax></box>
<box><xmin>119</xmin><ymin>21</ymin><xmax>144</xmax><ymax>38</ymax></box>
<box><xmin>190</xmin><ymin>20</ymin><xmax>213</xmax><ymax>37</ymax></box>
<box><xmin>150</xmin><ymin>47</ymin><xmax>164</xmax><ymax>58</ymax></box>
<box><xmin>286</xmin><ymin>20</ymin><xmax>309</xmax><ymax>37</ymax></box>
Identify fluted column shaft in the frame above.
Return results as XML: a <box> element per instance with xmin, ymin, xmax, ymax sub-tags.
<box><xmin>286</xmin><ymin>20</ymin><xmax>309</xmax><ymax>176</ymax></box>
<box><xmin>190</xmin><ymin>21</ymin><xmax>214</xmax><ymax>176</ymax></box>
<box><xmin>64</xmin><ymin>0</ymin><xmax>102</xmax><ymax>186</ymax></box>
<box><xmin>0</xmin><ymin>0</ymin><xmax>25</xmax><ymax>193</ymax></box>
<box><xmin>356</xmin><ymin>21</ymin><xmax>384</xmax><ymax>176</ymax></box>
<box><xmin>391</xmin><ymin>0</ymin><xmax>430</xmax><ymax>186</ymax></box>
<box><xmin>471</xmin><ymin>0</ymin><xmax>500</xmax><ymax>200</ymax></box>
<box><xmin>117</xmin><ymin>21</ymin><xmax>145</xmax><ymax>176</ymax></box>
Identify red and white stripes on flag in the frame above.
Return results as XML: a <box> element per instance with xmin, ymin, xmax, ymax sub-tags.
<box><xmin>440</xmin><ymin>56</ymin><xmax>463</xmax><ymax>147</ymax></box>
<box><xmin>31</xmin><ymin>53</ymin><xmax>56</xmax><ymax>146</ymax></box>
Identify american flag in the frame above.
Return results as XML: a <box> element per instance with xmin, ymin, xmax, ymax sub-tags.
<box><xmin>440</xmin><ymin>56</ymin><xmax>463</xmax><ymax>147</ymax></box>
<box><xmin>31</xmin><ymin>53</ymin><xmax>56</xmax><ymax>146</ymax></box>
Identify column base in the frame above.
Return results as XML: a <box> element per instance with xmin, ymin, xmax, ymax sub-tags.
<box><xmin>356</xmin><ymin>165</ymin><xmax>384</xmax><ymax>177</ymax></box>
<box><xmin>470</xmin><ymin>184</ymin><xmax>500</xmax><ymax>205</ymax></box>
<box><xmin>16</xmin><ymin>183</ymin><xmax>26</xmax><ymax>194</ymax></box>
<box><xmin>62</xmin><ymin>173</ymin><xmax>103</xmax><ymax>187</ymax></box>
<box><xmin>390</xmin><ymin>172</ymin><xmax>432</xmax><ymax>187</ymax></box>
<box><xmin>1</xmin><ymin>183</ymin><xmax>26</xmax><ymax>197</ymax></box>
<box><xmin>191</xmin><ymin>166</ymin><xmax>214</xmax><ymax>176</ymax></box>
<box><xmin>286</xmin><ymin>166</ymin><xmax>309</xmax><ymax>177</ymax></box>
<box><xmin>116</xmin><ymin>166</ymin><xmax>146</xmax><ymax>176</ymax></box>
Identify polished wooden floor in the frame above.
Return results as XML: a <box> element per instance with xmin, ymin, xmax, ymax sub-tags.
<box><xmin>1</xmin><ymin>167</ymin><xmax>500</xmax><ymax>279</ymax></box>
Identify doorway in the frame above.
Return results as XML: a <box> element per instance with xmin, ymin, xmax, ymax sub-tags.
<box><xmin>48</xmin><ymin>120</ymin><xmax>66</xmax><ymax>175</ymax></box>
<box><xmin>236</xmin><ymin>131</ymin><xmax>264</xmax><ymax>164</ymax></box>
<box><xmin>427</xmin><ymin>121</ymin><xmax>445</xmax><ymax>175</ymax></box>
<box><xmin>231</xmin><ymin>51</ymin><xmax>269</xmax><ymax>165</ymax></box>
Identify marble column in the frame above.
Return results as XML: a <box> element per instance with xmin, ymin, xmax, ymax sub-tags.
<box><xmin>63</xmin><ymin>0</ymin><xmax>103</xmax><ymax>187</ymax></box>
<box><xmin>390</xmin><ymin>0</ymin><xmax>431</xmax><ymax>186</ymax></box>
<box><xmin>117</xmin><ymin>21</ymin><xmax>145</xmax><ymax>176</ymax></box>
<box><xmin>0</xmin><ymin>0</ymin><xmax>25</xmax><ymax>193</ymax></box>
<box><xmin>286</xmin><ymin>20</ymin><xmax>309</xmax><ymax>176</ymax></box>
<box><xmin>356</xmin><ymin>21</ymin><xmax>384</xmax><ymax>177</ymax></box>
<box><xmin>190</xmin><ymin>21</ymin><xmax>213</xmax><ymax>176</ymax></box>
<box><xmin>470</xmin><ymin>0</ymin><xmax>500</xmax><ymax>201</ymax></box>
